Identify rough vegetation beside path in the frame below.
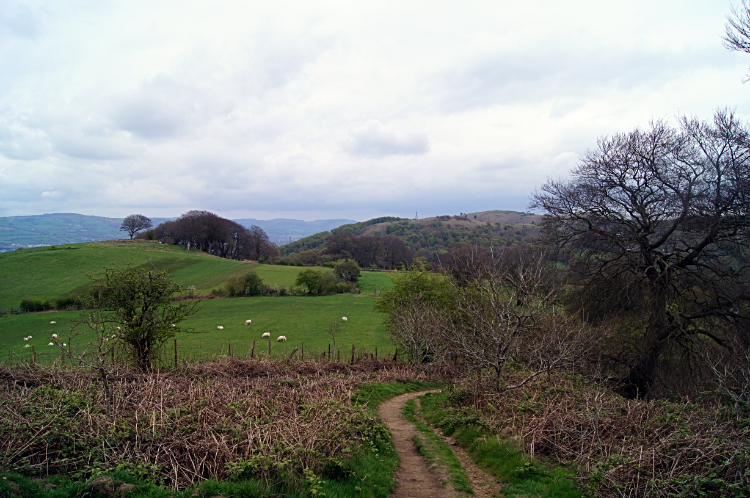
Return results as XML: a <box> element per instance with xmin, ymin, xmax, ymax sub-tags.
<box><xmin>0</xmin><ymin>359</ymin><xmax>432</xmax><ymax>492</ymax></box>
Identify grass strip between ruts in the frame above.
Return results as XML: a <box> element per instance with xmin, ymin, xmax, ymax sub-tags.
<box><xmin>417</xmin><ymin>391</ymin><xmax>583</xmax><ymax>498</ymax></box>
<box><xmin>402</xmin><ymin>397</ymin><xmax>473</xmax><ymax>495</ymax></box>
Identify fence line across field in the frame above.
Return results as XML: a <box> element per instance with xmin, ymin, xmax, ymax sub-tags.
<box><xmin>3</xmin><ymin>340</ymin><xmax>399</xmax><ymax>368</ymax></box>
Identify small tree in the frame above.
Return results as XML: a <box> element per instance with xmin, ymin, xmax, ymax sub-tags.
<box><xmin>295</xmin><ymin>269</ymin><xmax>322</xmax><ymax>294</ymax></box>
<box><xmin>91</xmin><ymin>265</ymin><xmax>199</xmax><ymax>371</ymax></box>
<box><xmin>326</xmin><ymin>321</ymin><xmax>340</xmax><ymax>352</ymax></box>
<box><xmin>333</xmin><ymin>259</ymin><xmax>361</xmax><ymax>283</ymax></box>
<box><xmin>120</xmin><ymin>214</ymin><xmax>153</xmax><ymax>239</ymax></box>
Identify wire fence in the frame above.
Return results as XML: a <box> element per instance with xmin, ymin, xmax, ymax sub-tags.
<box><xmin>2</xmin><ymin>340</ymin><xmax>401</xmax><ymax>370</ymax></box>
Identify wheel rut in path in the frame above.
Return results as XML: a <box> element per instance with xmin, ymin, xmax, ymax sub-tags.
<box><xmin>378</xmin><ymin>391</ymin><xmax>454</xmax><ymax>498</ymax></box>
<box><xmin>378</xmin><ymin>390</ymin><xmax>505</xmax><ymax>498</ymax></box>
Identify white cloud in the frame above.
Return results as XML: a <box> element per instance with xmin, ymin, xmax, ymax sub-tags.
<box><xmin>0</xmin><ymin>0</ymin><xmax>747</xmax><ymax>220</ymax></box>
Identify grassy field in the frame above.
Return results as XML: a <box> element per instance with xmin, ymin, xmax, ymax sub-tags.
<box><xmin>0</xmin><ymin>294</ymin><xmax>393</xmax><ymax>364</ymax></box>
<box><xmin>0</xmin><ymin>240</ymin><xmax>395</xmax><ymax>363</ymax></box>
<box><xmin>0</xmin><ymin>241</ymin><xmax>399</xmax><ymax>308</ymax></box>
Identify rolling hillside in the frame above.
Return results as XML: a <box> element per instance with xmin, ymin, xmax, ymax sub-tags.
<box><xmin>0</xmin><ymin>213</ymin><xmax>357</xmax><ymax>252</ymax></box>
<box><xmin>0</xmin><ymin>240</ymin><xmax>320</xmax><ymax>308</ymax></box>
<box><xmin>0</xmin><ymin>239</ymin><xmax>396</xmax><ymax>360</ymax></box>
<box><xmin>280</xmin><ymin>210</ymin><xmax>542</xmax><ymax>257</ymax></box>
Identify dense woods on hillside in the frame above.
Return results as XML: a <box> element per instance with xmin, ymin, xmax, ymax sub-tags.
<box><xmin>280</xmin><ymin>212</ymin><xmax>539</xmax><ymax>267</ymax></box>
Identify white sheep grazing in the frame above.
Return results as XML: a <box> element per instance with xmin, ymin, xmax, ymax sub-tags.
<box><xmin>245</xmin><ymin>320</ymin><xmax>252</xmax><ymax>325</ymax></box>
<box><xmin>262</xmin><ymin>332</ymin><xmax>271</xmax><ymax>338</ymax></box>
<box><xmin>217</xmin><ymin>326</ymin><xmax>224</xmax><ymax>330</ymax></box>
<box><xmin>342</xmin><ymin>317</ymin><xmax>348</xmax><ymax>322</ymax></box>
<box><xmin>276</xmin><ymin>336</ymin><xmax>287</xmax><ymax>342</ymax></box>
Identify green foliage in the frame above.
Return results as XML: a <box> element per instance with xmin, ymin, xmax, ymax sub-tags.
<box><xmin>333</xmin><ymin>259</ymin><xmax>361</xmax><ymax>283</ymax></box>
<box><xmin>295</xmin><ymin>268</ymin><xmax>323</xmax><ymax>294</ymax></box>
<box><xmin>19</xmin><ymin>297</ymin><xmax>52</xmax><ymax>312</ymax></box>
<box><xmin>90</xmin><ymin>265</ymin><xmax>199</xmax><ymax>370</ymax></box>
<box><xmin>225</xmin><ymin>271</ymin><xmax>265</xmax><ymax>296</ymax></box>
<box><xmin>373</xmin><ymin>266</ymin><xmax>454</xmax><ymax>317</ymax></box>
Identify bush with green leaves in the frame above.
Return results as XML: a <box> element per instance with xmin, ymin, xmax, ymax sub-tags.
<box><xmin>89</xmin><ymin>265</ymin><xmax>199</xmax><ymax>371</ymax></box>
<box><xmin>333</xmin><ymin>259</ymin><xmax>361</xmax><ymax>283</ymax></box>
<box><xmin>225</xmin><ymin>271</ymin><xmax>265</xmax><ymax>296</ymax></box>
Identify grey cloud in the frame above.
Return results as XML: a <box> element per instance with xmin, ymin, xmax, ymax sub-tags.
<box><xmin>345</xmin><ymin>121</ymin><xmax>430</xmax><ymax>158</ymax></box>
<box><xmin>0</xmin><ymin>124</ymin><xmax>50</xmax><ymax>160</ymax></box>
<box><xmin>436</xmin><ymin>49</ymin><xmax>719</xmax><ymax>113</ymax></box>
<box><xmin>112</xmin><ymin>77</ymin><xmax>232</xmax><ymax>140</ymax></box>
<box><xmin>0</xmin><ymin>3</ymin><xmax>40</xmax><ymax>39</ymax></box>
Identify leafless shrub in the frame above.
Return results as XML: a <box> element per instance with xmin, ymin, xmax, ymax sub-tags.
<box><xmin>388</xmin><ymin>299</ymin><xmax>449</xmax><ymax>366</ymax></box>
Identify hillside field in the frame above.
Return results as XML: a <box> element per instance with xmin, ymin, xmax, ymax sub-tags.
<box><xmin>0</xmin><ymin>293</ymin><xmax>393</xmax><ymax>365</ymax></box>
<box><xmin>0</xmin><ymin>240</ymin><xmax>396</xmax><ymax>363</ymax></box>
<box><xmin>0</xmin><ymin>240</ymin><xmax>394</xmax><ymax>308</ymax></box>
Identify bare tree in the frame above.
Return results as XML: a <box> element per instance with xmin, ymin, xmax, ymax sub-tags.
<box><xmin>326</xmin><ymin>321</ymin><xmax>340</xmax><ymax>352</ymax></box>
<box><xmin>724</xmin><ymin>0</ymin><xmax>750</xmax><ymax>80</ymax></box>
<box><xmin>704</xmin><ymin>330</ymin><xmax>750</xmax><ymax>421</ymax></box>
<box><xmin>531</xmin><ymin>109</ymin><xmax>750</xmax><ymax>398</ymax></box>
<box><xmin>120</xmin><ymin>214</ymin><xmax>152</xmax><ymax>239</ymax></box>
<box><xmin>439</xmin><ymin>251</ymin><xmax>560</xmax><ymax>389</ymax></box>
<box><xmin>388</xmin><ymin>299</ymin><xmax>448</xmax><ymax>366</ymax></box>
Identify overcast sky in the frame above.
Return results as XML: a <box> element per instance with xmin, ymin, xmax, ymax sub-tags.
<box><xmin>1</xmin><ymin>1</ymin><xmax>748</xmax><ymax>221</ymax></box>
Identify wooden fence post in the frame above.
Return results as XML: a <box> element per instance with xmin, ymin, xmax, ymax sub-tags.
<box><xmin>301</xmin><ymin>342</ymin><xmax>304</xmax><ymax>360</ymax></box>
<box><xmin>328</xmin><ymin>344</ymin><xmax>331</xmax><ymax>362</ymax></box>
<box><xmin>251</xmin><ymin>339</ymin><xmax>256</xmax><ymax>359</ymax></box>
<box><xmin>375</xmin><ymin>346</ymin><xmax>378</xmax><ymax>360</ymax></box>
<box><xmin>228</xmin><ymin>339</ymin><xmax>232</xmax><ymax>358</ymax></box>
<box><xmin>174</xmin><ymin>340</ymin><xmax>178</xmax><ymax>368</ymax></box>
<box><xmin>351</xmin><ymin>344</ymin><xmax>355</xmax><ymax>365</ymax></box>
<box><xmin>268</xmin><ymin>338</ymin><xmax>271</xmax><ymax>358</ymax></box>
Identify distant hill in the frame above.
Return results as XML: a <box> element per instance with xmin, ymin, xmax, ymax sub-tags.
<box><xmin>280</xmin><ymin>211</ymin><xmax>542</xmax><ymax>258</ymax></box>
<box><xmin>233</xmin><ymin>218</ymin><xmax>357</xmax><ymax>245</ymax></box>
<box><xmin>0</xmin><ymin>213</ymin><xmax>358</xmax><ymax>252</ymax></box>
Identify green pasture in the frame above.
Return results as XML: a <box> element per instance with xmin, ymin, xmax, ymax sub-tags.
<box><xmin>0</xmin><ymin>241</ymin><xmax>393</xmax><ymax>308</ymax></box>
<box><xmin>0</xmin><ymin>293</ymin><xmax>395</xmax><ymax>364</ymax></box>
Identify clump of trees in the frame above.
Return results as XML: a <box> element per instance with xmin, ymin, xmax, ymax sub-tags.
<box><xmin>531</xmin><ymin>109</ymin><xmax>750</xmax><ymax>399</ymax></box>
<box><xmin>294</xmin><ymin>261</ymin><xmax>361</xmax><ymax>295</ymax></box>
<box><xmin>152</xmin><ymin>210</ymin><xmax>279</xmax><ymax>262</ymax></box>
<box><xmin>224</xmin><ymin>271</ymin><xmax>265</xmax><ymax>297</ymax></box>
<box><xmin>380</xmin><ymin>109</ymin><xmax>750</xmax><ymax>404</ymax></box>
<box><xmin>377</xmin><ymin>246</ymin><xmax>601</xmax><ymax>388</ymax></box>
<box><xmin>320</xmin><ymin>231</ymin><xmax>413</xmax><ymax>269</ymax></box>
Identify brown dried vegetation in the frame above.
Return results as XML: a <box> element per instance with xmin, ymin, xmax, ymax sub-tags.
<box><xmin>452</xmin><ymin>374</ymin><xmax>750</xmax><ymax>497</ymax></box>
<box><xmin>0</xmin><ymin>358</ymin><xmax>430</xmax><ymax>490</ymax></box>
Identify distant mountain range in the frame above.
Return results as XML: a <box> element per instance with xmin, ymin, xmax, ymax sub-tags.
<box><xmin>0</xmin><ymin>213</ymin><xmax>357</xmax><ymax>252</ymax></box>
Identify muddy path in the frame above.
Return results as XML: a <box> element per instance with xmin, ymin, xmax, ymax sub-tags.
<box><xmin>378</xmin><ymin>391</ymin><xmax>503</xmax><ymax>498</ymax></box>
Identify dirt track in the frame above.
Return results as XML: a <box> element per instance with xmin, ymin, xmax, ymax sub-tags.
<box><xmin>378</xmin><ymin>391</ymin><xmax>504</xmax><ymax>498</ymax></box>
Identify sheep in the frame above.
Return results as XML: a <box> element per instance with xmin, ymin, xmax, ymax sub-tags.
<box><xmin>245</xmin><ymin>320</ymin><xmax>252</xmax><ymax>325</ymax></box>
<box><xmin>262</xmin><ymin>332</ymin><xmax>270</xmax><ymax>338</ymax></box>
<box><xmin>50</xmin><ymin>321</ymin><xmax>56</xmax><ymax>324</ymax></box>
<box><xmin>342</xmin><ymin>317</ymin><xmax>348</xmax><ymax>322</ymax></box>
<box><xmin>217</xmin><ymin>326</ymin><xmax>224</xmax><ymax>330</ymax></box>
<box><xmin>276</xmin><ymin>336</ymin><xmax>287</xmax><ymax>342</ymax></box>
